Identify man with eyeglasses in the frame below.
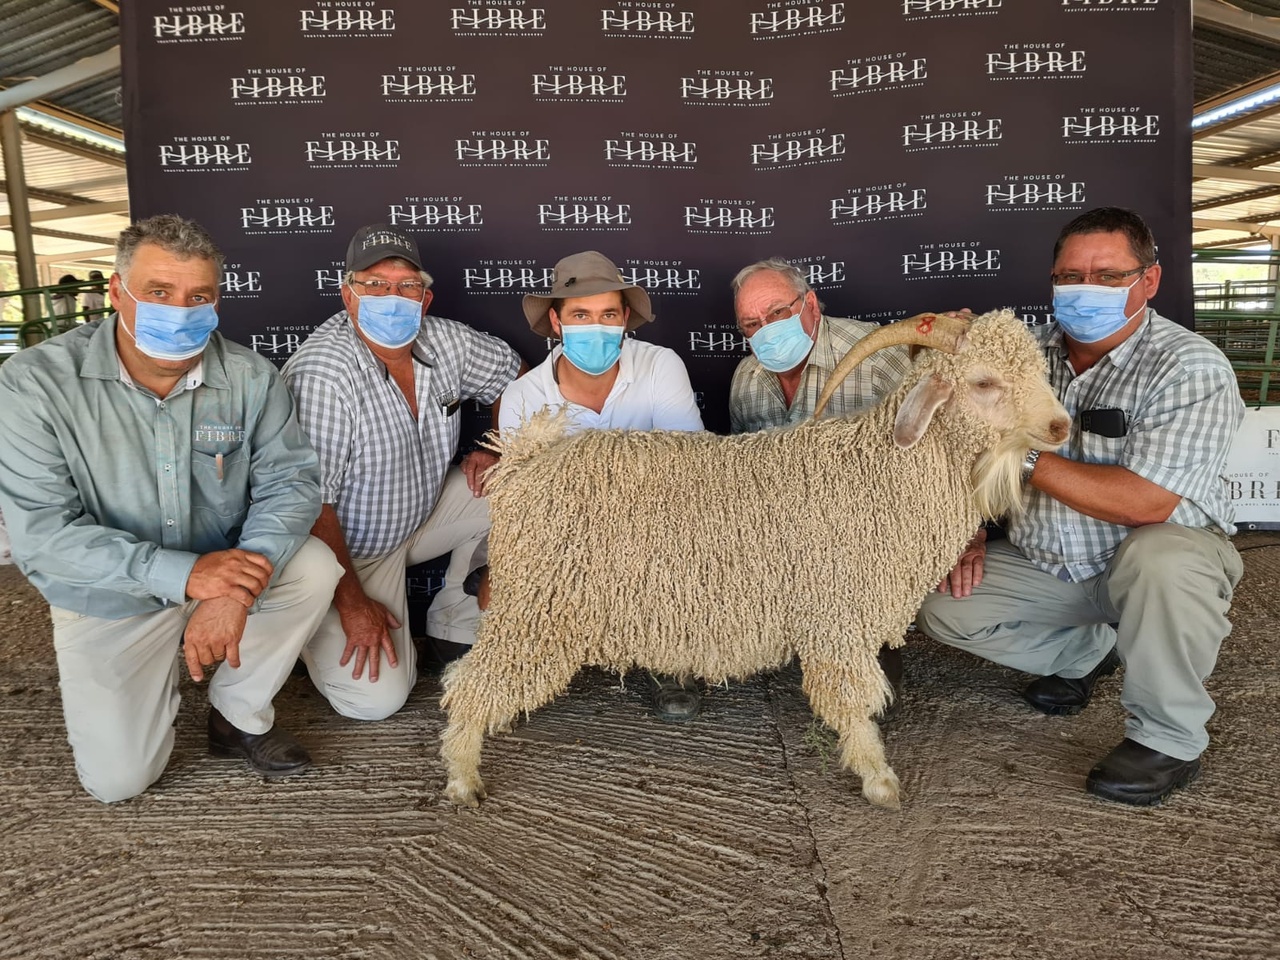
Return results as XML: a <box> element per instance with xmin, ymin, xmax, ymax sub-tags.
<box><xmin>728</xmin><ymin>258</ymin><xmax>911</xmax><ymax>434</ymax></box>
<box><xmin>0</xmin><ymin>214</ymin><xmax>341</xmax><ymax>800</ymax></box>
<box><xmin>727</xmin><ymin>258</ymin><xmax>913</xmax><ymax>714</ymax></box>
<box><xmin>918</xmin><ymin>207</ymin><xmax>1244</xmax><ymax>806</ymax></box>
<box><xmin>283</xmin><ymin>224</ymin><xmax>521</xmax><ymax>722</ymax></box>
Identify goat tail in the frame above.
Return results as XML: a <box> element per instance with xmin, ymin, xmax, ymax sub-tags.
<box><xmin>971</xmin><ymin>435</ymin><xmax>1030</xmax><ymax>520</ymax></box>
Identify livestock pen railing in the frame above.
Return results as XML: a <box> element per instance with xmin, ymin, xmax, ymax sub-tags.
<box><xmin>1193</xmin><ymin>249</ymin><xmax>1280</xmax><ymax>406</ymax></box>
<box><xmin>0</xmin><ymin>279</ymin><xmax>111</xmax><ymax>363</ymax></box>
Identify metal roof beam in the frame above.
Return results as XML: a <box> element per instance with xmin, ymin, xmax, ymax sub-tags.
<box><xmin>1193</xmin><ymin>99</ymin><xmax>1280</xmax><ymax>139</ymax></box>
<box><xmin>46</xmin><ymin>173</ymin><xmax>127</xmax><ymax>194</ymax></box>
<box><xmin>0</xmin><ymin>181</ymin><xmax>96</xmax><ymax>206</ymax></box>
<box><xmin>1194</xmin><ymin>0</ymin><xmax>1280</xmax><ymax>43</ymax></box>
<box><xmin>19</xmin><ymin>128</ymin><xmax>125</xmax><ymax>167</ymax></box>
<box><xmin>0</xmin><ymin>47</ymin><xmax>122</xmax><ymax>114</ymax></box>
<box><xmin>1193</xmin><ymin>184</ymin><xmax>1280</xmax><ymax>211</ymax></box>
<box><xmin>29</xmin><ymin>226</ymin><xmax>118</xmax><ymax>245</ymax></box>
<box><xmin>0</xmin><ymin>248</ymin><xmax>117</xmax><ymax>265</ymax></box>
<box><xmin>1193</xmin><ymin>163</ymin><xmax>1280</xmax><ymax>185</ymax></box>
<box><xmin>0</xmin><ymin>201</ymin><xmax>128</xmax><ymax>229</ymax></box>
<box><xmin>1193</xmin><ymin>217</ymin><xmax>1280</xmax><ymax>238</ymax></box>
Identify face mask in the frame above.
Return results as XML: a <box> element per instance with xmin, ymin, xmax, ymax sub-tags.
<box><xmin>749</xmin><ymin>311</ymin><xmax>813</xmax><ymax>373</ymax></box>
<box><xmin>1052</xmin><ymin>276</ymin><xmax>1145</xmax><ymax>344</ymax></box>
<box><xmin>119</xmin><ymin>280</ymin><xmax>219</xmax><ymax>361</ymax></box>
<box><xmin>351</xmin><ymin>287</ymin><xmax>422</xmax><ymax>349</ymax></box>
<box><xmin>560</xmin><ymin>323</ymin><xmax>625</xmax><ymax>376</ymax></box>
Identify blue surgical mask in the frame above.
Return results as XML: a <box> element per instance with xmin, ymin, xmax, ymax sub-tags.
<box><xmin>119</xmin><ymin>280</ymin><xmax>219</xmax><ymax>361</ymax></box>
<box><xmin>1052</xmin><ymin>277</ymin><xmax>1144</xmax><ymax>344</ymax></box>
<box><xmin>560</xmin><ymin>323</ymin><xmax>625</xmax><ymax>376</ymax></box>
<box><xmin>350</xmin><ymin>287</ymin><xmax>423</xmax><ymax>348</ymax></box>
<box><xmin>749</xmin><ymin>311</ymin><xmax>813</xmax><ymax>373</ymax></box>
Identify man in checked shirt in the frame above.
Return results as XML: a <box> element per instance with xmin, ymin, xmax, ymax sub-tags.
<box><xmin>918</xmin><ymin>208</ymin><xmax>1244</xmax><ymax>806</ymax></box>
<box><xmin>284</xmin><ymin>224</ymin><xmax>522</xmax><ymax>721</ymax></box>
<box><xmin>728</xmin><ymin>258</ymin><xmax>913</xmax><ymax>716</ymax></box>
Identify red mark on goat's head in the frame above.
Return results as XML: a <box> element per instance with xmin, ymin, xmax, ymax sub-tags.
<box><xmin>916</xmin><ymin>314</ymin><xmax>935</xmax><ymax>335</ymax></box>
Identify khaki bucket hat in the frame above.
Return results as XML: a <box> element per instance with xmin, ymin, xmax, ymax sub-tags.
<box><xmin>522</xmin><ymin>251</ymin><xmax>654</xmax><ymax>338</ymax></box>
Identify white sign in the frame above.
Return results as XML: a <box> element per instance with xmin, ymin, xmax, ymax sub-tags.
<box><xmin>1224</xmin><ymin>406</ymin><xmax>1280</xmax><ymax>529</ymax></box>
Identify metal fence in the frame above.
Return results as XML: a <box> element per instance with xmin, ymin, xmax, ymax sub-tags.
<box><xmin>0</xmin><ymin>278</ymin><xmax>111</xmax><ymax>362</ymax></box>
<box><xmin>1193</xmin><ymin>249</ymin><xmax>1280</xmax><ymax>406</ymax></box>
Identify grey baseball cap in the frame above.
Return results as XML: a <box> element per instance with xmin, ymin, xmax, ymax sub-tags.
<box><xmin>345</xmin><ymin>223</ymin><xmax>423</xmax><ymax>273</ymax></box>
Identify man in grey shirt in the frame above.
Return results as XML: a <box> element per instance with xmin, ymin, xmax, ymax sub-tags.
<box><xmin>0</xmin><ymin>215</ymin><xmax>341</xmax><ymax>802</ymax></box>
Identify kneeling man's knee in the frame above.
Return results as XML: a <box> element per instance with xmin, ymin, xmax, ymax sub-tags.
<box><xmin>76</xmin><ymin>743</ymin><xmax>169</xmax><ymax>803</ymax></box>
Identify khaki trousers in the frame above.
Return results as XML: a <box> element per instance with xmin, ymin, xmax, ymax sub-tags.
<box><xmin>51</xmin><ymin>537</ymin><xmax>342</xmax><ymax>803</ymax></box>
<box><xmin>915</xmin><ymin>523</ymin><xmax>1243</xmax><ymax>761</ymax></box>
<box><xmin>302</xmin><ymin>467</ymin><xmax>489</xmax><ymax>721</ymax></box>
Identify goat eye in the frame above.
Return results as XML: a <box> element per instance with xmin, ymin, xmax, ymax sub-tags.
<box><xmin>975</xmin><ymin>380</ymin><xmax>994</xmax><ymax>390</ymax></box>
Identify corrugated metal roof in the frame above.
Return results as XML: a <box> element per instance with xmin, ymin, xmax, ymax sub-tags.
<box><xmin>0</xmin><ymin>0</ymin><xmax>121</xmax><ymax>129</ymax></box>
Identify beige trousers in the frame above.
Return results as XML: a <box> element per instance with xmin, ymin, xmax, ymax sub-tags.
<box><xmin>302</xmin><ymin>467</ymin><xmax>489</xmax><ymax>721</ymax></box>
<box><xmin>916</xmin><ymin>524</ymin><xmax>1243</xmax><ymax>761</ymax></box>
<box><xmin>51</xmin><ymin>537</ymin><xmax>342</xmax><ymax>803</ymax></box>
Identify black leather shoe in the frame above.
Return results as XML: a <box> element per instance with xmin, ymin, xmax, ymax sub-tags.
<box><xmin>1023</xmin><ymin>648</ymin><xmax>1121</xmax><ymax>716</ymax></box>
<box><xmin>462</xmin><ymin>564</ymin><xmax>488</xmax><ymax>598</ymax></box>
<box><xmin>652</xmin><ymin>674</ymin><xmax>701</xmax><ymax>723</ymax></box>
<box><xmin>208</xmin><ymin>708</ymin><xmax>311</xmax><ymax>778</ymax></box>
<box><xmin>875</xmin><ymin>644</ymin><xmax>904</xmax><ymax>722</ymax></box>
<box><xmin>1086</xmin><ymin>738</ymin><xmax>1201</xmax><ymax>806</ymax></box>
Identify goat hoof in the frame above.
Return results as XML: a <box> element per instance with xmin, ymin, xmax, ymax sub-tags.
<box><xmin>862</xmin><ymin>772</ymin><xmax>902</xmax><ymax>810</ymax></box>
<box><xmin>445</xmin><ymin>776</ymin><xmax>488</xmax><ymax>808</ymax></box>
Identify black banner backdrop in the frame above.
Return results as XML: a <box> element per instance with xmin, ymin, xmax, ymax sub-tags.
<box><xmin>121</xmin><ymin>0</ymin><xmax>1191</xmax><ymax>623</ymax></box>
<box><xmin>123</xmin><ymin>0</ymin><xmax>1192</xmax><ymax>438</ymax></box>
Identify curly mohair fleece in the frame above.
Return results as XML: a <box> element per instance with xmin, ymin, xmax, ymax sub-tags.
<box><xmin>440</xmin><ymin>309</ymin><xmax>1063</xmax><ymax>809</ymax></box>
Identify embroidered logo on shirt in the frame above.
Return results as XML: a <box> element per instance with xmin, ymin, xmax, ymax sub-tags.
<box><xmin>194</xmin><ymin>422</ymin><xmax>246</xmax><ymax>444</ymax></box>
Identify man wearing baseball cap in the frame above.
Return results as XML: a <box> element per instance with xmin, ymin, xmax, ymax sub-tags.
<box><xmin>283</xmin><ymin>223</ymin><xmax>522</xmax><ymax>721</ymax></box>
<box><xmin>464</xmin><ymin>250</ymin><xmax>705</xmax><ymax>720</ymax></box>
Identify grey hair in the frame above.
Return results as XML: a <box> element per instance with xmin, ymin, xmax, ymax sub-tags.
<box><xmin>730</xmin><ymin>258</ymin><xmax>813</xmax><ymax>298</ymax></box>
<box><xmin>343</xmin><ymin>258</ymin><xmax>434</xmax><ymax>290</ymax></box>
<box><xmin>115</xmin><ymin>214</ymin><xmax>225</xmax><ymax>283</ymax></box>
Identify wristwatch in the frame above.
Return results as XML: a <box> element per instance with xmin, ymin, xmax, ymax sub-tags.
<box><xmin>1021</xmin><ymin>449</ymin><xmax>1041</xmax><ymax>483</ymax></box>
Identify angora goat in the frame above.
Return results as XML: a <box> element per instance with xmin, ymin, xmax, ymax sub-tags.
<box><xmin>440</xmin><ymin>309</ymin><xmax>1070</xmax><ymax>810</ymax></box>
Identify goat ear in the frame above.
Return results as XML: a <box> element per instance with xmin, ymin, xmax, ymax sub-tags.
<box><xmin>893</xmin><ymin>375</ymin><xmax>953</xmax><ymax>448</ymax></box>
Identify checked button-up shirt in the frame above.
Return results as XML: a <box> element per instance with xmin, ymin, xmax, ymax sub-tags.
<box><xmin>1011</xmin><ymin>310</ymin><xmax>1244</xmax><ymax>582</ymax></box>
<box><xmin>283</xmin><ymin>310</ymin><xmax>520</xmax><ymax>559</ymax></box>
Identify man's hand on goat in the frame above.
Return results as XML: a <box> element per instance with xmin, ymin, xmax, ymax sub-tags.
<box><xmin>461</xmin><ymin>450</ymin><xmax>500</xmax><ymax>497</ymax></box>
<box><xmin>337</xmin><ymin>593</ymin><xmax>401</xmax><ymax>681</ymax></box>
<box><xmin>938</xmin><ymin>526</ymin><xmax>987</xmax><ymax>598</ymax></box>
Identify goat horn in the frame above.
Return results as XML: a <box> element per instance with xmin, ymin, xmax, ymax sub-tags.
<box><xmin>812</xmin><ymin>312</ymin><xmax>970</xmax><ymax>420</ymax></box>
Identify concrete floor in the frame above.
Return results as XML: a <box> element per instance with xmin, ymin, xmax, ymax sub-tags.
<box><xmin>1</xmin><ymin>534</ymin><xmax>1278</xmax><ymax>960</ymax></box>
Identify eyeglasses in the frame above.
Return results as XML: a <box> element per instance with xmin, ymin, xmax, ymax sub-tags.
<box><xmin>1050</xmin><ymin>266</ymin><xmax>1148</xmax><ymax>288</ymax></box>
<box><xmin>738</xmin><ymin>293</ymin><xmax>803</xmax><ymax>337</ymax></box>
<box><xmin>350</xmin><ymin>278</ymin><xmax>427</xmax><ymax>300</ymax></box>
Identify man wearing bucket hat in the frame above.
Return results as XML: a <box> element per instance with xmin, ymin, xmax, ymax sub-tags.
<box><xmin>498</xmin><ymin>250</ymin><xmax>703</xmax><ymax>435</ymax></box>
<box><xmin>465</xmin><ymin>250</ymin><xmax>705</xmax><ymax>720</ymax></box>
<box><xmin>284</xmin><ymin>223</ymin><xmax>522</xmax><ymax>722</ymax></box>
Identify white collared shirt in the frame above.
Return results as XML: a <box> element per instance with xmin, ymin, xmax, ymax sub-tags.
<box><xmin>499</xmin><ymin>338</ymin><xmax>704</xmax><ymax>434</ymax></box>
